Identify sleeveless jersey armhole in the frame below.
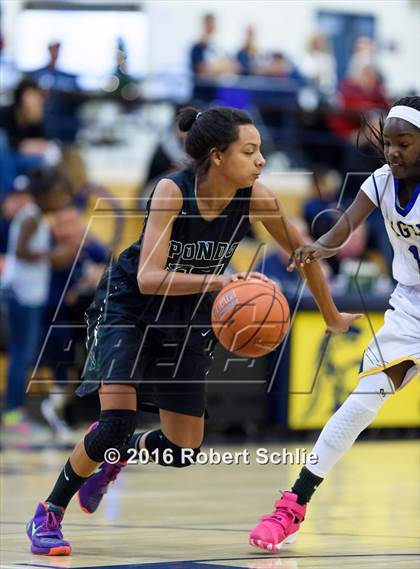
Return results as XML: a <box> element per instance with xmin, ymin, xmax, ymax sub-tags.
<box><xmin>372</xmin><ymin>174</ymin><xmax>381</xmax><ymax>211</ymax></box>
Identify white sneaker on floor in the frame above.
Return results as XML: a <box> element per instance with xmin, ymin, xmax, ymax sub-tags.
<box><xmin>41</xmin><ymin>397</ymin><xmax>71</xmax><ymax>434</ymax></box>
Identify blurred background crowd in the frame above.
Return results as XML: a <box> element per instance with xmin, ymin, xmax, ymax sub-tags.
<box><xmin>0</xmin><ymin>0</ymin><xmax>419</xmax><ymax>442</ymax></box>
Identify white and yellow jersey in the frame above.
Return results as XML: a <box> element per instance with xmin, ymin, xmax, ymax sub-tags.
<box><xmin>361</xmin><ymin>164</ymin><xmax>420</xmax><ymax>286</ymax></box>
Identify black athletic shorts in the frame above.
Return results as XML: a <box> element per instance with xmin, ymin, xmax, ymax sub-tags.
<box><xmin>76</xmin><ymin>267</ymin><xmax>216</xmax><ymax>417</ymax></box>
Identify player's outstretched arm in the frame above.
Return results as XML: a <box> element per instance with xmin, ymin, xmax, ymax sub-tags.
<box><xmin>288</xmin><ymin>190</ymin><xmax>377</xmax><ymax>269</ymax></box>
<box><xmin>250</xmin><ymin>181</ymin><xmax>362</xmax><ymax>333</ymax></box>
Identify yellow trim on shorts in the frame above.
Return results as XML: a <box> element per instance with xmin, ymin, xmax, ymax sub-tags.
<box><xmin>358</xmin><ymin>356</ymin><xmax>420</xmax><ymax>379</ymax></box>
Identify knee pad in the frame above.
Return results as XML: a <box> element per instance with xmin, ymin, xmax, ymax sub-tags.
<box><xmin>84</xmin><ymin>409</ymin><xmax>137</xmax><ymax>462</ymax></box>
<box><xmin>145</xmin><ymin>429</ymin><xmax>200</xmax><ymax>468</ymax></box>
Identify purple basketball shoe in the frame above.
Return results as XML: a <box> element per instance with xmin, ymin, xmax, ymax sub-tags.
<box><xmin>26</xmin><ymin>501</ymin><xmax>71</xmax><ymax>556</ymax></box>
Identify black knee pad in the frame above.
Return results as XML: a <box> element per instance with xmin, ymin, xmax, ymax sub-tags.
<box><xmin>84</xmin><ymin>410</ymin><xmax>137</xmax><ymax>462</ymax></box>
<box><xmin>145</xmin><ymin>429</ymin><xmax>200</xmax><ymax>468</ymax></box>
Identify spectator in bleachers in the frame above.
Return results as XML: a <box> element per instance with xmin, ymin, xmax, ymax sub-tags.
<box><xmin>300</xmin><ymin>32</ymin><xmax>337</xmax><ymax>98</ymax></box>
<box><xmin>0</xmin><ymin>80</ymin><xmax>63</xmax><ymax>197</ymax></box>
<box><xmin>303</xmin><ymin>166</ymin><xmax>378</xmax><ymax>286</ymax></box>
<box><xmin>105</xmin><ymin>37</ymin><xmax>138</xmax><ymax>105</ymax></box>
<box><xmin>347</xmin><ymin>36</ymin><xmax>377</xmax><ymax>78</ymax></box>
<box><xmin>330</xmin><ymin>64</ymin><xmax>388</xmax><ymax>140</ymax></box>
<box><xmin>255</xmin><ymin>218</ymin><xmax>329</xmax><ymax>298</ymax></box>
<box><xmin>190</xmin><ymin>14</ymin><xmax>218</xmax><ymax>77</ymax></box>
<box><xmin>1</xmin><ymin>168</ymin><xmax>72</xmax><ymax>433</ymax></box>
<box><xmin>341</xmin><ymin>111</ymin><xmax>384</xmax><ymax>201</ymax></box>
<box><xmin>29</xmin><ymin>40</ymin><xmax>81</xmax><ymax>143</ymax></box>
<box><xmin>142</xmin><ymin>120</ymin><xmax>187</xmax><ymax>192</ymax></box>
<box><xmin>303</xmin><ymin>167</ymin><xmax>342</xmax><ymax>275</ymax></box>
<box><xmin>0</xmin><ymin>184</ymin><xmax>33</xmax><ymax>352</ymax></box>
<box><xmin>262</xmin><ymin>52</ymin><xmax>304</xmax><ymax>83</ymax></box>
<box><xmin>0</xmin><ymin>181</ymin><xmax>33</xmax><ymax>265</ymax></box>
<box><xmin>237</xmin><ymin>25</ymin><xmax>259</xmax><ymax>75</ymax></box>
<box><xmin>0</xmin><ymin>79</ymin><xmax>62</xmax><ymax>196</ymax></box>
<box><xmin>60</xmin><ymin>147</ymin><xmax>124</xmax><ymax>252</ymax></box>
<box><xmin>40</xmin><ymin>205</ymin><xmax>109</xmax><ymax>439</ymax></box>
<box><xmin>255</xmin><ymin>246</ymin><xmax>301</xmax><ymax>299</ymax></box>
<box><xmin>0</xmin><ymin>79</ymin><xmax>46</xmax><ymax>152</ymax></box>
<box><xmin>190</xmin><ymin>14</ymin><xmax>237</xmax><ymax>102</ymax></box>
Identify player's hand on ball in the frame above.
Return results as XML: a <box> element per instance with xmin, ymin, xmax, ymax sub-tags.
<box><xmin>326</xmin><ymin>312</ymin><xmax>363</xmax><ymax>334</ymax></box>
<box><xmin>218</xmin><ymin>272</ymin><xmax>274</xmax><ymax>290</ymax></box>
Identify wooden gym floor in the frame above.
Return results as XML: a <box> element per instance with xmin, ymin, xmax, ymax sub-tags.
<box><xmin>0</xmin><ymin>441</ymin><xmax>419</xmax><ymax>569</ymax></box>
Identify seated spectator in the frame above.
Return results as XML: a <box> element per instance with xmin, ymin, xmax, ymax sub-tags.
<box><xmin>0</xmin><ymin>79</ymin><xmax>46</xmax><ymax>152</ymax></box>
<box><xmin>341</xmin><ymin>111</ymin><xmax>384</xmax><ymax>201</ymax></box>
<box><xmin>40</xmin><ymin>205</ymin><xmax>109</xmax><ymax>438</ymax></box>
<box><xmin>255</xmin><ymin>247</ymin><xmax>301</xmax><ymax>298</ymax></box>
<box><xmin>142</xmin><ymin>121</ymin><xmax>188</xmax><ymax>192</ymax></box>
<box><xmin>0</xmin><ymin>79</ymin><xmax>62</xmax><ymax>195</ymax></box>
<box><xmin>0</xmin><ymin>181</ymin><xmax>33</xmax><ymax>267</ymax></box>
<box><xmin>329</xmin><ymin>64</ymin><xmax>388</xmax><ymax>140</ymax></box>
<box><xmin>237</xmin><ymin>25</ymin><xmax>259</xmax><ymax>75</ymax></box>
<box><xmin>0</xmin><ymin>183</ymin><xmax>33</xmax><ymax>352</ymax></box>
<box><xmin>50</xmin><ymin>205</ymin><xmax>109</xmax><ymax>320</ymax></box>
<box><xmin>105</xmin><ymin>37</ymin><xmax>138</xmax><ymax>105</ymax></box>
<box><xmin>60</xmin><ymin>147</ymin><xmax>124</xmax><ymax>251</ymax></box>
<box><xmin>300</xmin><ymin>32</ymin><xmax>337</xmax><ymax>98</ymax></box>
<box><xmin>255</xmin><ymin>219</ymin><xmax>329</xmax><ymax>298</ymax></box>
<box><xmin>262</xmin><ymin>52</ymin><xmax>304</xmax><ymax>82</ymax></box>
<box><xmin>347</xmin><ymin>36</ymin><xmax>377</xmax><ymax>78</ymax></box>
<box><xmin>303</xmin><ymin>167</ymin><xmax>341</xmax><ymax>275</ymax></box>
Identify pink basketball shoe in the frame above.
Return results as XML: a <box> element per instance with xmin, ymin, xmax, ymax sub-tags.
<box><xmin>249</xmin><ymin>492</ymin><xmax>306</xmax><ymax>552</ymax></box>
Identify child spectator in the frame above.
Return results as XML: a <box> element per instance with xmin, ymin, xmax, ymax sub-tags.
<box><xmin>1</xmin><ymin>168</ymin><xmax>72</xmax><ymax>432</ymax></box>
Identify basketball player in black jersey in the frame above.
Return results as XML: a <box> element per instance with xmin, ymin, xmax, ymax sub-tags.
<box><xmin>27</xmin><ymin>106</ymin><xmax>359</xmax><ymax>556</ymax></box>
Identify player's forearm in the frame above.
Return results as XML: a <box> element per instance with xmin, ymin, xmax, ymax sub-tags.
<box><xmin>137</xmin><ymin>269</ymin><xmax>224</xmax><ymax>296</ymax></box>
<box><xmin>316</xmin><ymin>218</ymin><xmax>352</xmax><ymax>258</ymax></box>
<box><xmin>300</xmin><ymin>261</ymin><xmax>340</xmax><ymax>326</ymax></box>
<box><xmin>317</xmin><ymin>192</ymin><xmax>375</xmax><ymax>258</ymax></box>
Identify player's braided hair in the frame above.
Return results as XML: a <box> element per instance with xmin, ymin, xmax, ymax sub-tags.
<box><xmin>359</xmin><ymin>96</ymin><xmax>420</xmax><ymax>163</ymax></box>
<box><xmin>177</xmin><ymin>106</ymin><xmax>253</xmax><ymax>174</ymax></box>
<box><xmin>392</xmin><ymin>96</ymin><xmax>420</xmax><ymax>112</ymax></box>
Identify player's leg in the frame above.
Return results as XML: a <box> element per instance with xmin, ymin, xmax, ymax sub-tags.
<box><xmin>77</xmin><ymin>338</ymin><xmax>210</xmax><ymax>513</ymax></box>
<box><xmin>27</xmin><ymin>384</ymin><xmax>137</xmax><ymax>555</ymax></box>
<box><xmin>249</xmin><ymin>362</ymin><xmax>417</xmax><ymax>552</ymax></box>
<box><xmin>133</xmin><ymin>408</ymin><xmax>204</xmax><ymax>466</ymax></box>
<box><xmin>78</xmin><ymin>408</ymin><xmax>205</xmax><ymax>517</ymax></box>
<box><xmin>119</xmin><ymin>338</ymin><xmax>208</xmax><ymax>467</ymax></box>
<box><xmin>76</xmin><ymin>384</ymin><xmax>141</xmax><ymax>514</ymax></box>
<box><xmin>129</xmin><ymin>340</ymin><xmax>208</xmax><ymax>467</ymax></box>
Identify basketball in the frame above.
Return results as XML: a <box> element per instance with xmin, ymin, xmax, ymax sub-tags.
<box><xmin>211</xmin><ymin>278</ymin><xmax>290</xmax><ymax>357</ymax></box>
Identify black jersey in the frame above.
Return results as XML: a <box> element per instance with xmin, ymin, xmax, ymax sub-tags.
<box><xmin>118</xmin><ymin>169</ymin><xmax>252</xmax><ymax>279</ymax></box>
<box><xmin>112</xmin><ymin>169</ymin><xmax>252</xmax><ymax>333</ymax></box>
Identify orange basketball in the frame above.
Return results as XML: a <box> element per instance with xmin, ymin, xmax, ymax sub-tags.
<box><xmin>211</xmin><ymin>278</ymin><xmax>290</xmax><ymax>357</ymax></box>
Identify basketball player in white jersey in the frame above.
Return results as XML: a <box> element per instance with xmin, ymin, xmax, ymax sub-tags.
<box><xmin>249</xmin><ymin>96</ymin><xmax>420</xmax><ymax>551</ymax></box>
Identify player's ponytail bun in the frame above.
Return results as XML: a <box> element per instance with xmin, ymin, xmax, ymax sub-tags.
<box><xmin>176</xmin><ymin>106</ymin><xmax>253</xmax><ymax>174</ymax></box>
<box><xmin>177</xmin><ymin>107</ymin><xmax>200</xmax><ymax>132</ymax></box>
